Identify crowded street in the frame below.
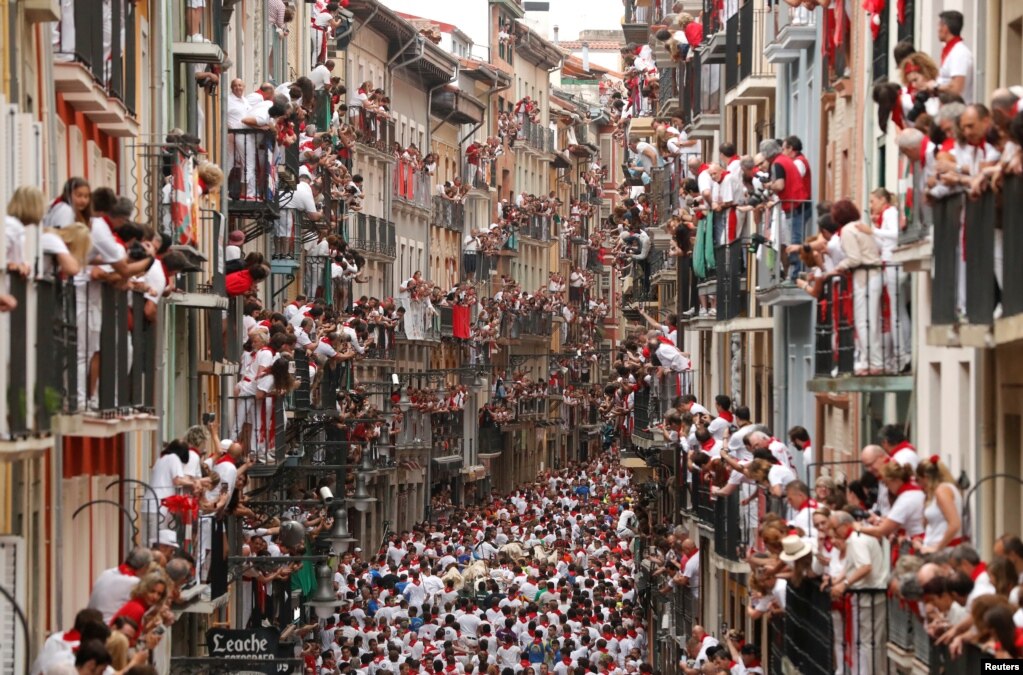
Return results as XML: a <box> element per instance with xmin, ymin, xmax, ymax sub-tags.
<box><xmin>2</xmin><ymin>0</ymin><xmax>1023</xmax><ymax>673</ymax></box>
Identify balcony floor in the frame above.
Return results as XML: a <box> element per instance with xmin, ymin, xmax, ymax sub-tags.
<box><xmin>807</xmin><ymin>374</ymin><xmax>914</xmax><ymax>393</ymax></box>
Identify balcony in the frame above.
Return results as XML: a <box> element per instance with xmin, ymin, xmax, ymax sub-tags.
<box><xmin>395</xmin><ymin>410</ymin><xmax>434</xmax><ymax>449</ymax></box>
<box><xmin>808</xmin><ymin>261</ymin><xmax>913</xmax><ymax>393</ymax></box>
<box><xmin>498</xmin><ymin>309</ymin><xmax>553</xmax><ymax>343</ymax></box>
<box><xmin>689</xmin><ymin>51</ymin><xmax>721</xmax><ymax>139</ymax></box>
<box><xmin>925</xmin><ymin>176</ymin><xmax>1023</xmax><ymax>347</ymax></box>
<box><xmin>650</xmin><ymin>167</ymin><xmax>678</xmax><ymax>226</ymax></box>
<box><xmin>700</xmin><ymin>0</ymin><xmax>728</xmax><ymax>64</ymax></box>
<box><xmin>432</xmin><ymin>196</ymin><xmax>465</xmax><ymax>232</ymax></box>
<box><xmin>754</xmin><ymin>201</ymin><xmax>815</xmax><ymax>307</ymax></box>
<box><xmin>514</xmin><ymin>117</ymin><xmax>555</xmax><ymax>156</ymax></box>
<box><xmin>351</xmin><ymin>108</ymin><xmax>396</xmax><ymax>157</ymax></box>
<box><xmin>53</xmin><ymin>0</ymin><xmax>139</xmax><ymax>134</ymax></box>
<box><xmin>430</xmin><ymin>87</ymin><xmax>485</xmax><ymax>125</ymax></box>
<box><xmin>726</xmin><ymin>4</ymin><xmax>775</xmax><ymax>104</ymax></box>
<box><xmin>632</xmin><ymin>371</ymin><xmax>691</xmax><ymax>446</ymax></box>
<box><xmin>227</xmin><ymin>129</ymin><xmax>279</xmax><ymax>214</ymax></box>
<box><xmin>518</xmin><ymin>214</ymin><xmax>552</xmax><ymax>242</ymax></box>
<box><xmin>349</xmin><ymin>213</ymin><xmax>396</xmax><ymax>260</ymax></box>
<box><xmin>393</xmin><ymin>160</ymin><xmax>432</xmax><ymax>211</ymax></box>
<box><xmin>0</xmin><ymin>277</ymin><xmax>78</xmax><ymax>451</ymax></box>
<box><xmin>465</xmin><ymin>158</ymin><xmax>498</xmax><ymax>192</ymax></box>
<box><xmin>398</xmin><ymin>300</ymin><xmax>441</xmax><ymax>342</ymax></box>
<box><xmin>622</xmin><ymin>0</ymin><xmax>654</xmax><ymax>44</ymax></box>
<box><xmin>764</xmin><ymin>4</ymin><xmax>818</xmax><ymax>63</ymax></box>
<box><xmin>169</xmin><ymin>0</ymin><xmax>225</xmax><ymax>64</ymax></box>
<box><xmin>656</xmin><ymin>65</ymin><xmax>681</xmax><ymax>118</ymax></box>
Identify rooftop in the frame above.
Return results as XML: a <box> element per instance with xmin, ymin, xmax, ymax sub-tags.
<box><xmin>556</xmin><ymin>40</ymin><xmax>624</xmax><ymax>50</ymax></box>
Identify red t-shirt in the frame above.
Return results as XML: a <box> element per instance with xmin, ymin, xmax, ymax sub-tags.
<box><xmin>226</xmin><ymin>269</ymin><xmax>255</xmax><ymax>296</ymax></box>
<box><xmin>684</xmin><ymin>23</ymin><xmax>703</xmax><ymax>47</ymax></box>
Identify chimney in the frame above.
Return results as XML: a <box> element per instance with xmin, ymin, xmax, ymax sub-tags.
<box><xmin>553</xmin><ymin>25</ymin><xmax>559</xmax><ymax>44</ymax></box>
<box><xmin>582</xmin><ymin>41</ymin><xmax>590</xmax><ymax>72</ymax></box>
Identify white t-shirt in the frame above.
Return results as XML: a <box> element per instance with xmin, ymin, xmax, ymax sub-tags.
<box><xmin>147</xmin><ymin>453</ymin><xmax>185</xmax><ymax>511</ymax></box>
<box><xmin>768</xmin><ymin>464</ymin><xmax>796</xmax><ymax>491</ymax></box>
<box><xmin>937</xmin><ymin>40</ymin><xmax>974</xmax><ymax>104</ymax></box>
<box><xmin>286</xmin><ymin>180</ymin><xmax>317</xmax><ymax>213</ymax></box>
<box><xmin>309</xmin><ymin>64</ymin><xmax>332</xmax><ymax>90</ymax></box>
<box><xmin>887</xmin><ymin>488</ymin><xmax>925</xmax><ymax>538</ymax></box>
<box><xmin>42</xmin><ymin>201</ymin><xmax>77</xmax><ymax>229</ymax></box>
<box><xmin>141</xmin><ymin>258</ymin><xmax>167</xmax><ymax>304</ymax></box>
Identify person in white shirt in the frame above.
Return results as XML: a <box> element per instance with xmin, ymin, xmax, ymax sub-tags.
<box><xmin>143</xmin><ymin>440</ymin><xmax>200</xmax><ymax>547</ymax></box>
<box><xmin>277</xmin><ymin>168</ymin><xmax>322</xmax><ymax>255</ymax></box>
<box><xmin>309</xmin><ymin>59</ymin><xmax>335</xmax><ymax>90</ymax></box>
<box><xmin>86</xmin><ymin>547</ymin><xmax>152</xmax><ymax>622</ymax></box>
<box><xmin>934</xmin><ymin>10</ymin><xmax>973</xmax><ymax>103</ymax></box>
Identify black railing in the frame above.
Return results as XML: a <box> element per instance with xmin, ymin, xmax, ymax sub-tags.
<box><xmin>228</xmin><ymin>395</ymin><xmax>287</xmax><ymax>464</ymax></box>
<box><xmin>58</xmin><ymin>0</ymin><xmax>138</xmax><ymax>113</ymax></box>
<box><xmin>782</xmin><ymin>583</ymin><xmax>834</xmax><ymax>675</ymax></box>
<box><xmin>350</xmin><ymin>213</ymin><xmax>396</xmax><ymax>258</ymax></box>
<box><xmin>712</xmin><ymin>491</ymin><xmax>748</xmax><ymax>562</ymax></box>
<box><xmin>1002</xmin><ymin>176</ymin><xmax>1023</xmax><ymax>317</ymax></box>
<box><xmin>519</xmin><ymin>215</ymin><xmax>551</xmax><ymax>241</ymax></box>
<box><xmin>931</xmin><ymin>187</ymin><xmax>1005</xmax><ymax>327</ymax></box>
<box><xmin>815</xmin><ymin>263</ymin><xmax>909</xmax><ymax>377</ymax></box>
<box><xmin>466</xmin><ymin>159</ymin><xmax>497</xmax><ymax>189</ymax></box>
<box><xmin>657</xmin><ymin>66</ymin><xmax>679</xmax><ymax>114</ymax></box>
<box><xmin>228</xmin><ymin>129</ymin><xmax>277</xmax><ymax>203</ymax></box>
<box><xmin>725</xmin><ymin>12</ymin><xmax>739</xmax><ymax>91</ymax></box>
<box><xmin>714</xmin><ymin>241</ymin><xmax>747</xmax><ymax>321</ymax></box>
<box><xmin>433</xmin><ymin>196</ymin><xmax>466</xmax><ymax>231</ymax></box>
<box><xmin>350</xmin><ymin>108</ymin><xmax>395</xmax><ymax>153</ymax></box>
<box><xmin>703</xmin><ymin>0</ymin><xmax>722</xmax><ymax>37</ymax></box>
<box><xmin>516</xmin><ymin>117</ymin><xmax>554</xmax><ymax>154</ymax></box>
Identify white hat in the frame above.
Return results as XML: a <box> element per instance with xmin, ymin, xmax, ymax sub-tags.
<box><xmin>155</xmin><ymin>528</ymin><xmax>179</xmax><ymax>548</ymax></box>
<box><xmin>220</xmin><ymin>439</ymin><xmax>234</xmax><ymax>451</ymax></box>
<box><xmin>779</xmin><ymin>534</ymin><xmax>813</xmax><ymax>562</ymax></box>
<box><xmin>689</xmin><ymin>403</ymin><xmax>710</xmax><ymax>416</ymax></box>
<box><xmin>299</xmin><ymin>166</ymin><xmax>313</xmax><ymax>180</ymax></box>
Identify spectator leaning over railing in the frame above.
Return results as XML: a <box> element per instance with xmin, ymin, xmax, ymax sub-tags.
<box><xmin>760</xmin><ymin>138</ymin><xmax>811</xmax><ymax>278</ymax></box>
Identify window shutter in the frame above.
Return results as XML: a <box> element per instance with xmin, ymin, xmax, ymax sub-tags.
<box><xmin>0</xmin><ymin>536</ymin><xmax>27</xmax><ymax>675</ymax></box>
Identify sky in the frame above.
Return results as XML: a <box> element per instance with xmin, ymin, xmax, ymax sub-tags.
<box><xmin>381</xmin><ymin>0</ymin><xmax>624</xmax><ymax>53</ymax></box>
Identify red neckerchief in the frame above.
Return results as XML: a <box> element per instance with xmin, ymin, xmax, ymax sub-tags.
<box><xmin>104</xmin><ymin>215</ymin><xmax>127</xmax><ymax>246</ymax></box>
<box><xmin>940</xmin><ymin>36</ymin><xmax>962</xmax><ymax>65</ymax></box>
<box><xmin>215</xmin><ymin>454</ymin><xmax>236</xmax><ymax>466</ymax></box>
<box><xmin>896</xmin><ymin>481</ymin><xmax>923</xmax><ymax>497</ymax></box>
<box><xmin>823</xmin><ymin>538</ymin><xmax>834</xmax><ymax>552</ymax></box>
<box><xmin>718</xmin><ymin>410</ymin><xmax>734</xmax><ymax>423</ymax></box>
<box><xmin>919</xmin><ymin>137</ymin><xmax>931</xmax><ymax>167</ymax></box>
<box><xmin>969</xmin><ymin>561</ymin><xmax>987</xmax><ymax>581</ymax></box>
<box><xmin>700</xmin><ymin>437</ymin><xmax>716</xmax><ymax>452</ymax></box>
<box><xmin>62</xmin><ymin>629</ymin><xmax>81</xmax><ymax>643</ymax></box>
<box><xmin>320</xmin><ymin>337</ymin><xmax>332</xmax><ymax>344</ymax></box>
<box><xmin>657</xmin><ymin>336</ymin><xmax>674</xmax><ymax>346</ymax></box>
<box><xmin>795</xmin><ymin>497</ymin><xmax>819</xmax><ymax>512</ymax></box>
<box><xmin>890</xmin><ymin>440</ymin><xmax>916</xmax><ymax>456</ymax></box>
<box><xmin>117</xmin><ymin>563</ymin><xmax>138</xmax><ymax>577</ymax></box>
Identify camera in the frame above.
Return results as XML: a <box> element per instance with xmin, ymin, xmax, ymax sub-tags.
<box><xmin>319</xmin><ymin>486</ymin><xmax>334</xmax><ymax>504</ymax></box>
<box><xmin>202</xmin><ymin>412</ymin><xmax>216</xmax><ymax>424</ymax></box>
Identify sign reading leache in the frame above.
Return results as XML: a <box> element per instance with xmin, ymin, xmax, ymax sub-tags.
<box><xmin>206</xmin><ymin>628</ymin><xmax>279</xmax><ymax>661</ymax></box>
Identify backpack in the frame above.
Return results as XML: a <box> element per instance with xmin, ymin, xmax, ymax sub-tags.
<box><xmin>526</xmin><ymin>641</ymin><xmax>546</xmax><ymax>664</ymax></box>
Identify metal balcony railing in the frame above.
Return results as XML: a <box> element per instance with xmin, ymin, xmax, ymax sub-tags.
<box><xmin>814</xmin><ymin>262</ymin><xmax>909</xmax><ymax>377</ymax></box>
<box><xmin>516</xmin><ymin>117</ymin><xmax>554</xmax><ymax>154</ymax></box>
<box><xmin>929</xmin><ymin>176</ymin><xmax>1021</xmax><ymax>326</ymax></box>
<box><xmin>714</xmin><ymin>240</ymin><xmax>747</xmax><ymax>321</ymax></box>
<box><xmin>350</xmin><ymin>108</ymin><xmax>395</xmax><ymax>154</ymax></box>
<box><xmin>432</xmin><ymin>196</ymin><xmax>466</xmax><ymax>231</ymax></box>
<box><xmin>725</xmin><ymin>11</ymin><xmax>739</xmax><ymax>91</ymax></box>
<box><xmin>393</xmin><ymin>160</ymin><xmax>432</xmax><ymax>209</ymax></box>
<box><xmin>349</xmin><ymin>213</ymin><xmax>397</xmax><ymax>258</ymax></box>
<box><xmin>228</xmin><ymin>395</ymin><xmax>288</xmax><ymax>464</ymax></box>
<box><xmin>227</xmin><ymin>129</ymin><xmax>277</xmax><ymax>203</ymax></box>
<box><xmin>465</xmin><ymin>159</ymin><xmax>497</xmax><ymax>190</ymax></box>
<box><xmin>702</xmin><ymin>0</ymin><xmax>722</xmax><ymax>38</ymax></box>
<box><xmin>519</xmin><ymin>215</ymin><xmax>551</xmax><ymax>242</ymax></box>
<box><xmin>780</xmin><ymin>583</ymin><xmax>836</xmax><ymax>675</ymax></box>
<box><xmin>395</xmin><ymin>410</ymin><xmax>433</xmax><ymax>448</ymax></box>
<box><xmin>738</xmin><ymin>6</ymin><xmax>773</xmax><ymax>83</ymax></box>
<box><xmin>56</xmin><ymin>0</ymin><xmax>140</xmax><ymax>113</ymax></box>
<box><xmin>2</xmin><ymin>277</ymin><xmax>79</xmax><ymax>439</ymax></box>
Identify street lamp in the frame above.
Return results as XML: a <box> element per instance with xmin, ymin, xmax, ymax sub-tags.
<box><xmin>279</xmin><ymin>519</ymin><xmax>306</xmax><ymax>549</ymax></box>
<box><xmin>322</xmin><ymin>504</ymin><xmax>357</xmax><ymax>554</ymax></box>
<box><xmin>398</xmin><ymin>389</ymin><xmax>411</xmax><ymax>413</ymax></box>
<box><xmin>351</xmin><ymin>473</ymin><xmax>377</xmax><ymax>512</ymax></box>
<box><xmin>303</xmin><ymin>561</ymin><xmax>342</xmax><ymax>620</ymax></box>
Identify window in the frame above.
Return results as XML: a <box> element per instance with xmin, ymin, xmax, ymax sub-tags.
<box><xmin>871</xmin><ymin>0</ymin><xmax>890</xmax><ymax>83</ymax></box>
<box><xmin>896</xmin><ymin>0</ymin><xmax>914</xmax><ymax>45</ymax></box>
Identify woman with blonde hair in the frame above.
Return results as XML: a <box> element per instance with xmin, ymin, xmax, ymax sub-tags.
<box><xmin>6</xmin><ymin>186</ymin><xmax>47</xmax><ymax>273</ymax></box>
<box><xmin>915</xmin><ymin>455</ymin><xmax>963</xmax><ymax>553</ymax></box>
<box><xmin>111</xmin><ymin>571</ymin><xmax>168</xmax><ymax>634</ymax></box>
<box><xmin>857</xmin><ymin>460</ymin><xmax>925</xmax><ymax>545</ymax></box>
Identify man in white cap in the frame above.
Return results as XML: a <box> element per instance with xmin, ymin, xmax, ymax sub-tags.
<box><xmin>276</xmin><ymin>166</ymin><xmax>322</xmax><ymax>257</ymax></box>
<box><xmin>153</xmin><ymin>529</ymin><xmax>179</xmax><ymax>559</ymax></box>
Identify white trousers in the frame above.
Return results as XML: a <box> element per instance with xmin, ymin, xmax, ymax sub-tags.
<box><xmin>852</xmin><ymin>268</ymin><xmax>884</xmax><ymax>372</ymax></box>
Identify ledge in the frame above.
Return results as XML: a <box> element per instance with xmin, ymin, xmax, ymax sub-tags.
<box><xmin>0</xmin><ymin>435</ymin><xmax>54</xmax><ymax>459</ymax></box>
<box><xmin>756</xmin><ymin>284</ymin><xmax>811</xmax><ymax>307</ymax></box>
<box><xmin>807</xmin><ymin>374</ymin><xmax>914</xmax><ymax>393</ymax></box>
<box><xmin>166</xmin><ymin>291</ymin><xmax>229</xmax><ymax>309</ymax></box>
<box><xmin>891</xmin><ymin>237</ymin><xmax>932</xmax><ymax>272</ymax></box>
<box><xmin>58</xmin><ymin>412</ymin><xmax>160</xmax><ymax>439</ymax></box>
<box><xmin>712</xmin><ymin>316</ymin><xmax>773</xmax><ymax>334</ymax></box>
<box><xmin>926</xmin><ymin>323</ymin><xmax>992</xmax><ymax>349</ymax></box>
